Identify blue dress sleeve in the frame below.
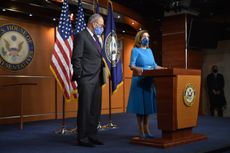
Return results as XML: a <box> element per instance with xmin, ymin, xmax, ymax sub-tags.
<box><xmin>149</xmin><ymin>49</ymin><xmax>158</xmax><ymax>69</ymax></box>
<box><xmin>129</xmin><ymin>48</ymin><xmax>138</xmax><ymax>67</ymax></box>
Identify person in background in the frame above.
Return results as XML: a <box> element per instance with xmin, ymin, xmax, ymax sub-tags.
<box><xmin>72</xmin><ymin>14</ymin><xmax>104</xmax><ymax>147</ymax></box>
<box><xmin>127</xmin><ymin>30</ymin><xmax>166</xmax><ymax>139</ymax></box>
<box><xmin>207</xmin><ymin>65</ymin><xmax>226</xmax><ymax>117</ymax></box>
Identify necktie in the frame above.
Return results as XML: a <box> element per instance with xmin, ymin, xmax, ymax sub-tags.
<box><xmin>93</xmin><ymin>34</ymin><xmax>102</xmax><ymax>49</ymax></box>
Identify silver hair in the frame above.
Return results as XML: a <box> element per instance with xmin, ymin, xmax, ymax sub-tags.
<box><xmin>87</xmin><ymin>13</ymin><xmax>103</xmax><ymax>25</ymax></box>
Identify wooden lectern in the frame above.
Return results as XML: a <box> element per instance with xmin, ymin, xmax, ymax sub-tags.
<box><xmin>131</xmin><ymin>68</ymin><xmax>207</xmax><ymax>148</ymax></box>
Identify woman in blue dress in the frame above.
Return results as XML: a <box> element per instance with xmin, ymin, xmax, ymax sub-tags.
<box><xmin>127</xmin><ymin>30</ymin><xmax>166</xmax><ymax>138</ymax></box>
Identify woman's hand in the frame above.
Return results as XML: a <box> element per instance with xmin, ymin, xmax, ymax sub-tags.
<box><xmin>135</xmin><ymin>67</ymin><xmax>143</xmax><ymax>76</ymax></box>
<box><xmin>130</xmin><ymin>65</ymin><xmax>143</xmax><ymax>76</ymax></box>
<box><xmin>156</xmin><ymin>66</ymin><xmax>167</xmax><ymax>69</ymax></box>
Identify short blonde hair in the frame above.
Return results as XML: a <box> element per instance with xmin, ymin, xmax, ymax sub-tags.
<box><xmin>134</xmin><ymin>30</ymin><xmax>149</xmax><ymax>48</ymax></box>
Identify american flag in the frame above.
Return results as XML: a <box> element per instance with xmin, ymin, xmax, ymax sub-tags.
<box><xmin>50</xmin><ymin>0</ymin><xmax>77</xmax><ymax>101</ymax></box>
<box><xmin>74</xmin><ymin>0</ymin><xmax>86</xmax><ymax>35</ymax></box>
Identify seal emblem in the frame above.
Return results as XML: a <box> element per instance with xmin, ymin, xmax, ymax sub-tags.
<box><xmin>183</xmin><ymin>83</ymin><xmax>196</xmax><ymax>107</ymax></box>
<box><xmin>0</xmin><ymin>24</ymin><xmax>34</xmax><ymax>71</ymax></box>
<box><xmin>104</xmin><ymin>31</ymin><xmax>120</xmax><ymax>67</ymax></box>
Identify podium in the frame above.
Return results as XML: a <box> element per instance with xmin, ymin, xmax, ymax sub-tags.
<box><xmin>131</xmin><ymin>68</ymin><xmax>207</xmax><ymax>148</ymax></box>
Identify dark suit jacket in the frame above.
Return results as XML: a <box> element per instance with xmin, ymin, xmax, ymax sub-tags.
<box><xmin>72</xmin><ymin>29</ymin><xmax>103</xmax><ymax>83</ymax></box>
<box><xmin>207</xmin><ymin>72</ymin><xmax>226</xmax><ymax>107</ymax></box>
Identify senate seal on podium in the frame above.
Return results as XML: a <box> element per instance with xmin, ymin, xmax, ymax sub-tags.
<box><xmin>183</xmin><ymin>83</ymin><xmax>196</xmax><ymax>107</ymax></box>
<box><xmin>0</xmin><ymin>24</ymin><xmax>34</xmax><ymax>71</ymax></box>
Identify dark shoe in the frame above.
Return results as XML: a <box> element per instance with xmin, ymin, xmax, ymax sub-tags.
<box><xmin>89</xmin><ymin>138</ymin><xmax>104</xmax><ymax>145</ymax></box>
<box><xmin>145</xmin><ymin>134</ymin><xmax>154</xmax><ymax>138</ymax></box>
<box><xmin>139</xmin><ymin>133</ymin><xmax>146</xmax><ymax>139</ymax></box>
<box><xmin>78</xmin><ymin>140</ymin><xmax>95</xmax><ymax>147</ymax></box>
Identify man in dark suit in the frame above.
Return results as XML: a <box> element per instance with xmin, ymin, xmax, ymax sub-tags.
<box><xmin>72</xmin><ymin>14</ymin><xmax>104</xmax><ymax>147</ymax></box>
<box><xmin>207</xmin><ymin>65</ymin><xmax>226</xmax><ymax>117</ymax></box>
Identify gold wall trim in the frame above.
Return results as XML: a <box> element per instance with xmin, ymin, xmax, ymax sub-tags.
<box><xmin>0</xmin><ymin>75</ymin><xmax>53</xmax><ymax>79</ymax></box>
<box><xmin>163</xmin><ymin>31</ymin><xmax>185</xmax><ymax>36</ymax></box>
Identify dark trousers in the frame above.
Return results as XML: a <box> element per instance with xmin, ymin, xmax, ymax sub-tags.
<box><xmin>210</xmin><ymin>105</ymin><xmax>223</xmax><ymax>117</ymax></box>
<box><xmin>77</xmin><ymin>77</ymin><xmax>102</xmax><ymax>140</ymax></box>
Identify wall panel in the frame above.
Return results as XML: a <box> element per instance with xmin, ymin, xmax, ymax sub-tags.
<box><xmin>122</xmin><ymin>35</ymin><xmax>135</xmax><ymax>110</ymax></box>
<box><xmin>0</xmin><ymin>16</ymin><xmax>56</xmax><ymax>124</ymax></box>
<box><xmin>0</xmin><ymin>16</ymin><xmax>137</xmax><ymax>124</ymax></box>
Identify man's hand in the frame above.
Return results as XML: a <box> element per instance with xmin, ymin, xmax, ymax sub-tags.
<box><xmin>213</xmin><ymin>90</ymin><xmax>221</xmax><ymax>95</ymax></box>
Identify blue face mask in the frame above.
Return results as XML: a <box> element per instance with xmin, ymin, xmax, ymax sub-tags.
<box><xmin>141</xmin><ymin>38</ymin><xmax>149</xmax><ymax>46</ymax></box>
<box><xmin>94</xmin><ymin>26</ymin><xmax>104</xmax><ymax>35</ymax></box>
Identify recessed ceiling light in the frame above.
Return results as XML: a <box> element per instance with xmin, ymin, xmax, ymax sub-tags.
<box><xmin>53</xmin><ymin>18</ymin><xmax>56</xmax><ymax>21</ymax></box>
<box><xmin>29</xmin><ymin>13</ymin><xmax>33</xmax><ymax>16</ymax></box>
<box><xmin>122</xmin><ymin>30</ymin><xmax>125</xmax><ymax>33</ymax></box>
<box><xmin>117</xmin><ymin>15</ymin><xmax>120</xmax><ymax>19</ymax></box>
<box><xmin>2</xmin><ymin>8</ymin><xmax>6</xmax><ymax>12</ymax></box>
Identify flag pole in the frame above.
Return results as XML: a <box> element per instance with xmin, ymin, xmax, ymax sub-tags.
<box><xmin>100</xmin><ymin>0</ymin><xmax>120</xmax><ymax>130</ymax></box>
<box><xmin>55</xmin><ymin>96</ymin><xmax>68</xmax><ymax>134</ymax></box>
<box><xmin>101</xmin><ymin>76</ymin><xmax>118</xmax><ymax>129</ymax></box>
<box><xmin>109</xmin><ymin>77</ymin><xmax>112</xmax><ymax>122</ymax></box>
<box><xmin>62</xmin><ymin>96</ymin><xmax>65</xmax><ymax>129</ymax></box>
<box><xmin>52</xmin><ymin>0</ymin><xmax>78</xmax><ymax>135</ymax></box>
<box><xmin>55</xmin><ymin>96</ymin><xmax>77</xmax><ymax>135</ymax></box>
